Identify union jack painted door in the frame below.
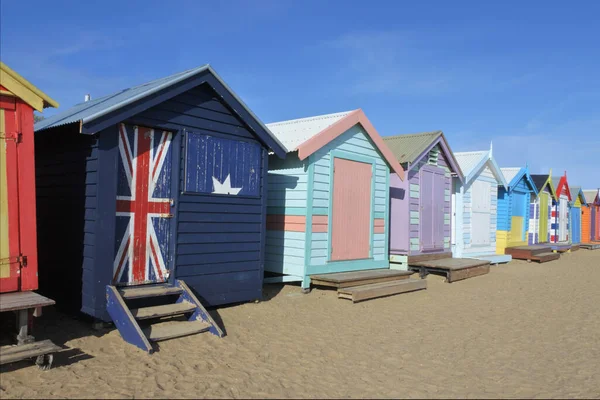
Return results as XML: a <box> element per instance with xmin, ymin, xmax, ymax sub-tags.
<box><xmin>113</xmin><ymin>124</ymin><xmax>174</xmax><ymax>286</ymax></box>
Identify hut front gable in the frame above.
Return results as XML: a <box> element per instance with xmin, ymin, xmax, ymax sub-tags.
<box><xmin>305</xmin><ymin>124</ymin><xmax>390</xmax><ymax>273</ymax></box>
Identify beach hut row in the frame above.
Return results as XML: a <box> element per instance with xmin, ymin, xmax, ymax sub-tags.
<box><xmin>1</xmin><ymin>64</ymin><xmax>598</xmax><ymax>357</ymax></box>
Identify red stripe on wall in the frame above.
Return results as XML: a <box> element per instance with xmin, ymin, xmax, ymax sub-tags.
<box><xmin>312</xmin><ymin>215</ymin><xmax>328</xmax><ymax>233</ymax></box>
<box><xmin>373</xmin><ymin>218</ymin><xmax>385</xmax><ymax>234</ymax></box>
<box><xmin>266</xmin><ymin>215</ymin><xmax>306</xmax><ymax>232</ymax></box>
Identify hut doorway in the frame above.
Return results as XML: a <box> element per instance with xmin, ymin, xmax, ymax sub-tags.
<box><xmin>113</xmin><ymin>124</ymin><xmax>175</xmax><ymax>286</ymax></box>
<box><xmin>558</xmin><ymin>195</ymin><xmax>568</xmax><ymax>242</ymax></box>
<box><xmin>419</xmin><ymin>165</ymin><xmax>445</xmax><ymax>252</ymax></box>
<box><xmin>330</xmin><ymin>157</ymin><xmax>372</xmax><ymax>261</ymax></box>
<box><xmin>471</xmin><ymin>180</ymin><xmax>491</xmax><ymax>246</ymax></box>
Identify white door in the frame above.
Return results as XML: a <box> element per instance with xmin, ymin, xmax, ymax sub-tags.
<box><xmin>559</xmin><ymin>195</ymin><xmax>568</xmax><ymax>242</ymax></box>
<box><xmin>471</xmin><ymin>180</ymin><xmax>491</xmax><ymax>246</ymax></box>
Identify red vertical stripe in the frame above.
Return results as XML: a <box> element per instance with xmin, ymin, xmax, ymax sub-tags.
<box><xmin>132</xmin><ymin>127</ymin><xmax>152</xmax><ymax>282</ymax></box>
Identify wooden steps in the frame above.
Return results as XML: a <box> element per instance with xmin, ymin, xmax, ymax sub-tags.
<box><xmin>0</xmin><ymin>340</ymin><xmax>61</xmax><ymax>368</ymax></box>
<box><xmin>143</xmin><ymin>320</ymin><xmax>211</xmax><ymax>341</ymax></box>
<box><xmin>580</xmin><ymin>242</ymin><xmax>600</xmax><ymax>250</ymax></box>
<box><xmin>118</xmin><ymin>285</ymin><xmax>183</xmax><ymax>300</ymax></box>
<box><xmin>310</xmin><ymin>269</ymin><xmax>413</xmax><ymax>288</ymax></box>
<box><xmin>529</xmin><ymin>252</ymin><xmax>560</xmax><ymax>263</ymax></box>
<box><xmin>131</xmin><ymin>301</ymin><xmax>197</xmax><ymax>320</ymax></box>
<box><xmin>409</xmin><ymin>258</ymin><xmax>491</xmax><ymax>283</ymax></box>
<box><xmin>505</xmin><ymin>245</ymin><xmax>560</xmax><ymax>263</ymax></box>
<box><xmin>338</xmin><ymin>279</ymin><xmax>427</xmax><ymax>303</ymax></box>
<box><xmin>106</xmin><ymin>280</ymin><xmax>223</xmax><ymax>353</ymax></box>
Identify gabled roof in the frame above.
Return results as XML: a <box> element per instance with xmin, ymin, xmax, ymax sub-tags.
<box><xmin>0</xmin><ymin>61</ymin><xmax>58</xmax><ymax>111</ymax></box>
<box><xmin>383</xmin><ymin>131</ymin><xmax>464</xmax><ymax>183</ymax></box>
<box><xmin>454</xmin><ymin>146</ymin><xmax>507</xmax><ymax>188</ymax></box>
<box><xmin>583</xmin><ymin>189</ymin><xmax>600</xmax><ymax>205</ymax></box>
<box><xmin>500</xmin><ymin>168</ymin><xmax>521</xmax><ymax>184</ymax></box>
<box><xmin>267</xmin><ymin>109</ymin><xmax>405</xmax><ymax>180</ymax></box>
<box><xmin>569</xmin><ymin>186</ymin><xmax>587</xmax><ymax>206</ymax></box>
<box><xmin>530</xmin><ymin>172</ymin><xmax>557</xmax><ymax>200</ymax></box>
<box><xmin>500</xmin><ymin>166</ymin><xmax>538</xmax><ymax>196</ymax></box>
<box><xmin>552</xmin><ymin>172</ymin><xmax>572</xmax><ymax>201</ymax></box>
<box><xmin>34</xmin><ymin>64</ymin><xmax>287</xmax><ymax>158</ymax></box>
<box><xmin>266</xmin><ymin>111</ymin><xmax>352</xmax><ymax>152</ymax></box>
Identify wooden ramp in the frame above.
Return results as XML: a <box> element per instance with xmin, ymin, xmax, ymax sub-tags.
<box><xmin>310</xmin><ymin>269</ymin><xmax>413</xmax><ymax>288</ymax></box>
<box><xmin>409</xmin><ymin>258</ymin><xmax>491</xmax><ymax>283</ymax></box>
<box><xmin>310</xmin><ymin>269</ymin><xmax>424</xmax><ymax>302</ymax></box>
<box><xmin>504</xmin><ymin>245</ymin><xmax>560</xmax><ymax>263</ymax></box>
<box><xmin>580</xmin><ymin>242</ymin><xmax>600</xmax><ymax>250</ymax></box>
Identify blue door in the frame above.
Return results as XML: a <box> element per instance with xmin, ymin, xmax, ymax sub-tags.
<box><xmin>571</xmin><ymin>207</ymin><xmax>581</xmax><ymax>244</ymax></box>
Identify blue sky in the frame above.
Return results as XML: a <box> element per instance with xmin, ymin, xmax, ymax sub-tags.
<box><xmin>2</xmin><ymin>0</ymin><xmax>599</xmax><ymax>187</ymax></box>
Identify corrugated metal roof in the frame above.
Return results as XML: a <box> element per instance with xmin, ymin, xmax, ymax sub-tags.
<box><xmin>454</xmin><ymin>151</ymin><xmax>488</xmax><ymax>177</ymax></box>
<box><xmin>33</xmin><ymin>65</ymin><xmax>287</xmax><ymax>156</ymax></box>
<box><xmin>265</xmin><ymin>110</ymin><xmax>354</xmax><ymax>153</ymax></box>
<box><xmin>382</xmin><ymin>131</ymin><xmax>443</xmax><ymax>165</ymax></box>
<box><xmin>35</xmin><ymin>66</ymin><xmax>206</xmax><ymax>131</ymax></box>
<box><xmin>583</xmin><ymin>189</ymin><xmax>599</xmax><ymax>204</ymax></box>
<box><xmin>501</xmin><ymin>168</ymin><xmax>521</xmax><ymax>184</ymax></box>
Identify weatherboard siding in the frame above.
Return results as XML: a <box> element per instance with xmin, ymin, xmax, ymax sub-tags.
<box><xmin>35</xmin><ymin>125</ymin><xmax>101</xmax><ymax>317</ymax></box>
<box><xmin>308</xmin><ymin>125</ymin><xmax>389</xmax><ymax>267</ymax></box>
<box><xmin>265</xmin><ymin>153</ymin><xmax>309</xmax><ymax>278</ymax></box>
<box><xmin>127</xmin><ymin>85</ymin><xmax>269</xmax><ymax>306</ymax></box>
<box><xmin>264</xmin><ymin>124</ymin><xmax>391</xmax><ymax>284</ymax></box>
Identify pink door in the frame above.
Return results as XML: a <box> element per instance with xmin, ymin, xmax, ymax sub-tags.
<box><xmin>420</xmin><ymin>166</ymin><xmax>445</xmax><ymax>251</ymax></box>
<box><xmin>331</xmin><ymin>157</ymin><xmax>372</xmax><ymax>261</ymax></box>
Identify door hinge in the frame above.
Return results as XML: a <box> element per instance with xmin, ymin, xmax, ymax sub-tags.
<box><xmin>160</xmin><ymin>213</ymin><xmax>174</xmax><ymax>218</ymax></box>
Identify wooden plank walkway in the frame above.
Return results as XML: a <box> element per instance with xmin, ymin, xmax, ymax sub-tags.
<box><xmin>310</xmin><ymin>269</ymin><xmax>413</xmax><ymax>288</ymax></box>
<box><xmin>0</xmin><ymin>291</ymin><xmax>55</xmax><ymax>313</ymax></box>
<box><xmin>409</xmin><ymin>258</ymin><xmax>491</xmax><ymax>283</ymax></box>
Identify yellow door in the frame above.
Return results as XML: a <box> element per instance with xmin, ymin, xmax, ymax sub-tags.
<box><xmin>539</xmin><ymin>193</ymin><xmax>549</xmax><ymax>243</ymax></box>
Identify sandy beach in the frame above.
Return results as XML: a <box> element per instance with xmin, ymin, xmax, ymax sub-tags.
<box><xmin>1</xmin><ymin>249</ymin><xmax>599</xmax><ymax>399</ymax></box>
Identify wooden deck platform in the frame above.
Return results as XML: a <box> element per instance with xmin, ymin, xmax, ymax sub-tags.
<box><xmin>504</xmin><ymin>245</ymin><xmax>560</xmax><ymax>263</ymax></box>
<box><xmin>310</xmin><ymin>269</ymin><xmax>413</xmax><ymax>288</ymax></box>
<box><xmin>0</xmin><ymin>291</ymin><xmax>55</xmax><ymax>313</ymax></box>
<box><xmin>580</xmin><ymin>242</ymin><xmax>600</xmax><ymax>250</ymax></box>
<box><xmin>407</xmin><ymin>252</ymin><xmax>452</xmax><ymax>264</ymax></box>
<box><xmin>338</xmin><ymin>279</ymin><xmax>427</xmax><ymax>303</ymax></box>
<box><xmin>408</xmin><ymin>258</ymin><xmax>491</xmax><ymax>283</ymax></box>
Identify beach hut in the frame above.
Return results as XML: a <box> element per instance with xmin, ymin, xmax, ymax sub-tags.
<box><xmin>0</xmin><ymin>62</ymin><xmax>61</xmax><ymax>367</ymax></box>
<box><xmin>581</xmin><ymin>189</ymin><xmax>600</xmax><ymax>248</ymax></box>
<box><xmin>568</xmin><ymin>186</ymin><xmax>587</xmax><ymax>249</ymax></box>
<box><xmin>263</xmin><ymin>110</ymin><xmax>406</xmax><ymax>293</ymax></box>
<box><xmin>34</xmin><ymin>65</ymin><xmax>287</xmax><ymax>351</ymax></box>
<box><xmin>452</xmin><ymin>145</ymin><xmax>510</xmax><ymax>263</ymax></box>
<box><xmin>550</xmin><ymin>172</ymin><xmax>572</xmax><ymax>252</ymax></box>
<box><xmin>383</xmin><ymin>132</ymin><xmax>490</xmax><ymax>282</ymax></box>
<box><xmin>496</xmin><ymin>165</ymin><xmax>539</xmax><ymax>255</ymax></box>
<box><xmin>529</xmin><ymin>172</ymin><xmax>557</xmax><ymax>245</ymax></box>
